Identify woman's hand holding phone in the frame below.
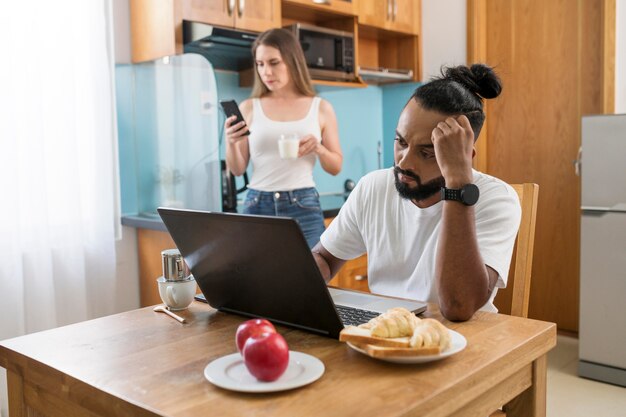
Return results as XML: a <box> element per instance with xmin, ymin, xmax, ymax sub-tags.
<box><xmin>220</xmin><ymin>99</ymin><xmax>250</xmax><ymax>144</ymax></box>
<box><xmin>225</xmin><ymin>115</ymin><xmax>250</xmax><ymax>144</ymax></box>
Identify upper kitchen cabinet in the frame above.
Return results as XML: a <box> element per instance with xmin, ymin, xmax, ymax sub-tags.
<box><xmin>358</xmin><ymin>0</ymin><xmax>418</xmax><ymax>34</ymax></box>
<box><xmin>183</xmin><ymin>0</ymin><xmax>281</xmax><ymax>32</ymax></box>
<box><xmin>359</xmin><ymin>0</ymin><xmax>419</xmax><ymax>34</ymax></box>
<box><xmin>389</xmin><ymin>0</ymin><xmax>419</xmax><ymax>34</ymax></box>
<box><xmin>356</xmin><ymin>0</ymin><xmax>421</xmax><ymax>84</ymax></box>
<box><xmin>129</xmin><ymin>0</ymin><xmax>280</xmax><ymax>63</ymax></box>
<box><xmin>130</xmin><ymin>0</ymin><xmax>182</xmax><ymax>63</ymax></box>
<box><xmin>282</xmin><ymin>0</ymin><xmax>357</xmax><ymax>17</ymax></box>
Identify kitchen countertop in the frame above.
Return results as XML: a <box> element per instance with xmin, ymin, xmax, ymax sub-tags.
<box><xmin>122</xmin><ymin>194</ymin><xmax>346</xmax><ymax>231</ymax></box>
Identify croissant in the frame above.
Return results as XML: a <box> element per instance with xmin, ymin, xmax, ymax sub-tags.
<box><xmin>360</xmin><ymin>307</ymin><xmax>421</xmax><ymax>338</ymax></box>
<box><xmin>409</xmin><ymin>318</ymin><xmax>451</xmax><ymax>350</ymax></box>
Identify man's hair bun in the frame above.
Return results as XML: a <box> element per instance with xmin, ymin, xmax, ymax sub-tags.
<box><xmin>443</xmin><ymin>63</ymin><xmax>502</xmax><ymax>99</ymax></box>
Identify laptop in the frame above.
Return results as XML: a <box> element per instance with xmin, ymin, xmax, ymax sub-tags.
<box><xmin>157</xmin><ymin>208</ymin><xmax>427</xmax><ymax>339</ymax></box>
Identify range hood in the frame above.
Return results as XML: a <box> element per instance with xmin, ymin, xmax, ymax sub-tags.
<box><xmin>183</xmin><ymin>21</ymin><xmax>258</xmax><ymax>71</ymax></box>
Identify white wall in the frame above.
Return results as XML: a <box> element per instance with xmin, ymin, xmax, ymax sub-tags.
<box><xmin>421</xmin><ymin>0</ymin><xmax>467</xmax><ymax>80</ymax></box>
<box><xmin>616</xmin><ymin>0</ymin><xmax>626</xmax><ymax>113</ymax></box>
<box><xmin>115</xmin><ymin>226</ymin><xmax>141</xmax><ymax>311</ymax></box>
<box><xmin>112</xmin><ymin>0</ymin><xmax>132</xmax><ymax>64</ymax></box>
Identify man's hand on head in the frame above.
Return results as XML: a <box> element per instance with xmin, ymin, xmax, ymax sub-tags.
<box><xmin>431</xmin><ymin>115</ymin><xmax>475</xmax><ymax>188</ymax></box>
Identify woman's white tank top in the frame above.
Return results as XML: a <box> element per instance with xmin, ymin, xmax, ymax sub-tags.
<box><xmin>247</xmin><ymin>97</ymin><xmax>322</xmax><ymax>191</ymax></box>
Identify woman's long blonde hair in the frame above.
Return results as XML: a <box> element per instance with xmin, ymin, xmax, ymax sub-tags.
<box><xmin>250</xmin><ymin>28</ymin><xmax>316</xmax><ymax>98</ymax></box>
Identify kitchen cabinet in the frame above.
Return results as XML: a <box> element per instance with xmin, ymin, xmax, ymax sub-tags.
<box><xmin>129</xmin><ymin>0</ymin><xmax>280</xmax><ymax>63</ymax></box>
<box><xmin>357</xmin><ymin>28</ymin><xmax>421</xmax><ymax>83</ymax></box>
<box><xmin>129</xmin><ymin>0</ymin><xmax>421</xmax><ymax>85</ymax></box>
<box><xmin>183</xmin><ymin>0</ymin><xmax>281</xmax><ymax>33</ymax></box>
<box><xmin>356</xmin><ymin>0</ymin><xmax>421</xmax><ymax>83</ymax></box>
<box><xmin>282</xmin><ymin>0</ymin><xmax>357</xmax><ymax>17</ymax></box>
<box><xmin>358</xmin><ymin>0</ymin><xmax>419</xmax><ymax>35</ymax></box>
<box><xmin>130</xmin><ymin>0</ymin><xmax>182</xmax><ymax>63</ymax></box>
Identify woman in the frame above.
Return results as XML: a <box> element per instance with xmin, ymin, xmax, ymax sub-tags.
<box><xmin>225</xmin><ymin>28</ymin><xmax>343</xmax><ymax>248</ymax></box>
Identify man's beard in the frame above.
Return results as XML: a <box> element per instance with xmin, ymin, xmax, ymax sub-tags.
<box><xmin>393</xmin><ymin>166</ymin><xmax>445</xmax><ymax>202</ymax></box>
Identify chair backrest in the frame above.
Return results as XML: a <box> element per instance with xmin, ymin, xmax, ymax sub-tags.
<box><xmin>494</xmin><ymin>183</ymin><xmax>539</xmax><ymax>318</ymax></box>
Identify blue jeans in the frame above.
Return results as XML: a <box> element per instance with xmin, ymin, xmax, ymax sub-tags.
<box><xmin>243</xmin><ymin>187</ymin><xmax>325</xmax><ymax>248</ymax></box>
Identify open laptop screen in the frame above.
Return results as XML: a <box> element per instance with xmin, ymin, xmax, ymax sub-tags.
<box><xmin>157</xmin><ymin>208</ymin><xmax>345</xmax><ymax>337</ymax></box>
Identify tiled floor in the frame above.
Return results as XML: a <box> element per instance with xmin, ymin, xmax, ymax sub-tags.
<box><xmin>547</xmin><ymin>335</ymin><xmax>626</xmax><ymax>416</ymax></box>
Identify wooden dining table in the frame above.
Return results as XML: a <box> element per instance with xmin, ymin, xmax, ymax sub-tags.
<box><xmin>0</xmin><ymin>301</ymin><xmax>556</xmax><ymax>417</ymax></box>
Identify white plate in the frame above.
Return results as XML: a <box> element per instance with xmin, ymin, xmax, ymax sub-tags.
<box><xmin>204</xmin><ymin>351</ymin><xmax>324</xmax><ymax>393</ymax></box>
<box><xmin>347</xmin><ymin>329</ymin><xmax>467</xmax><ymax>364</ymax></box>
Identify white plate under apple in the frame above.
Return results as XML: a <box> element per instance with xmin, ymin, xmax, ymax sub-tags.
<box><xmin>204</xmin><ymin>351</ymin><xmax>325</xmax><ymax>393</ymax></box>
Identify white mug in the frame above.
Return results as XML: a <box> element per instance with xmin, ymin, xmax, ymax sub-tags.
<box><xmin>278</xmin><ymin>133</ymin><xmax>300</xmax><ymax>159</ymax></box>
<box><xmin>157</xmin><ymin>276</ymin><xmax>197</xmax><ymax>311</ymax></box>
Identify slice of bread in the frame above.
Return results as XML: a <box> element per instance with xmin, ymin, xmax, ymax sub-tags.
<box><xmin>363</xmin><ymin>344</ymin><xmax>441</xmax><ymax>358</ymax></box>
<box><xmin>339</xmin><ymin>326</ymin><xmax>411</xmax><ymax>348</ymax></box>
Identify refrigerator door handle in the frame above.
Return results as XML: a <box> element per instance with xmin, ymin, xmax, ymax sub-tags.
<box><xmin>573</xmin><ymin>146</ymin><xmax>582</xmax><ymax>176</ymax></box>
<box><xmin>582</xmin><ymin>204</ymin><xmax>626</xmax><ymax>214</ymax></box>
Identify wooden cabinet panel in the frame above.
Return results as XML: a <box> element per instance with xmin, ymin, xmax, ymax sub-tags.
<box><xmin>391</xmin><ymin>0</ymin><xmax>419</xmax><ymax>34</ymax></box>
<box><xmin>183</xmin><ymin>0</ymin><xmax>280</xmax><ymax>31</ymax></box>
<box><xmin>283</xmin><ymin>0</ymin><xmax>357</xmax><ymax>16</ymax></box>
<box><xmin>130</xmin><ymin>0</ymin><xmax>181</xmax><ymax>63</ymax></box>
<box><xmin>358</xmin><ymin>0</ymin><xmax>419</xmax><ymax>34</ymax></box>
<box><xmin>137</xmin><ymin>228</ymin><xmax>177</xmax><ymax>307</ymax></box>
<box><xmin>358</xmin><ymin>0</ymin><xmax>389</xmax><ymax>28</ymax></box>
<box><xmin>236</xmin><ymin>0</ymin><xmax>281</xmax><ymax>32</ymax></box>
<box><xmin>182</xmin><ymin>0</ymin><xmax>235</xmax><ymax>27</ymax></box>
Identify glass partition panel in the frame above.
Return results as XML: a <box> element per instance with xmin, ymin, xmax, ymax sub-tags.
<box><xmin>117</xmin><ymin>53</ymin><xmax>221</xmax><ymax>216</ymax></box>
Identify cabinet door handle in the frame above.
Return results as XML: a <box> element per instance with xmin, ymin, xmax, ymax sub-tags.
<box><xmin>354</xmin><ymin>275</ymin><xmax>367</xmax><ymax>281</ymax></box>
<box><xmin>393</xmin><ymin>0</ymin><xmax>398</xmax><ymax>21</ymax></box>
<box><xmin>387</xmin><ymin>0</ymin><xmax>392</xmax><ymax>20</ymax></box>
<box><xmin>313</xmin><ymin>0</ymin><xmax>332</xmax><ymax>5</ymax></box>
<box><xmin>227</xmin><ymin>0</ymin><xmax>235</xmax><ymax>16</ymax></box>
<box><xmin>237</xmin><ymin>0</ymin><xmax>245</xmax><ymax>18</ymax></box>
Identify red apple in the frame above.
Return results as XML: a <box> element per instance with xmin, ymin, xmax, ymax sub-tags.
<box><xmin>235</xmin><ymin>319</ymin><xmax>276</xmax><ymax>353</ymax></box>
<box><xmin>242</xmin><ymin>332</ymin><xmax>290</xmax><ymax>382</ymax></box>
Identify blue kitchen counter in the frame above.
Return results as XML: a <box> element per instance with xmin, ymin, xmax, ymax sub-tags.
<box><xmin>122</xmin><ymin>194</ymin><xmax>347</xmax><ymax>231</ymax></box>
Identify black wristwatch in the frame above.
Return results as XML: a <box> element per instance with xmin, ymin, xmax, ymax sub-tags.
<box><xmin>440</xmin><ymin>184</ymin><xmax>480</xmax><ymax>206</ymax></box>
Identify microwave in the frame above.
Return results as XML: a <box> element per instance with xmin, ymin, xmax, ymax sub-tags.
<box><xmin>287</xmin><ymin>23</ymin><xmax>355</xmax><ymax>81</ymax></box>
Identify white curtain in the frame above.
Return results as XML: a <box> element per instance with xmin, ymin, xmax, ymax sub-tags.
<box><xmin>0</xmin><ymin>1</ymin><xmax>119</xmax><ymax>415</ymax></box>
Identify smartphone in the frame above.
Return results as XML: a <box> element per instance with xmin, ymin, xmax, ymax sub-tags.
<box><xmin>219</xmin><ymin>99</ymin><xmax>250</xmax><ymax>136</ymax></box>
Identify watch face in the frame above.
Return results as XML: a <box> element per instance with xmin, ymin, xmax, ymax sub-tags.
<box><xmin>461</xmin><ymin>184</ymin><xmax>480</xmax><ymax>206</ymax></box>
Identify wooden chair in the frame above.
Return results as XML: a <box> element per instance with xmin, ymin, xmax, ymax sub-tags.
<box><xmin>491</xmin><ymin>183</ymin><xmax>540</xmax><ymax>417</ymax></box>
<box><xmin>493</xmin><ymin>183</ymin><xmax>540</xmax><ymax>318</ymax></box>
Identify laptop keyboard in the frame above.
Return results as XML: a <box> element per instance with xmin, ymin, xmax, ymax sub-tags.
<box><xmin>335</xmin><ymin>305</ymin><xmax>380</xmax><ymax>326</ymax></box>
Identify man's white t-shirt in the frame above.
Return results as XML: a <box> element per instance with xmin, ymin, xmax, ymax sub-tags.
<box><xmin>320</xmin><ymin>168</ymin><xmax>522</xmax><ymax>312</ymax></box>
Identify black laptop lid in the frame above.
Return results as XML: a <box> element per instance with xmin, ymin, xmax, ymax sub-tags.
<box><xmin>157</xmin><ymin>208</ymin><xmax>344</xmax><ymax>338</ymax></box>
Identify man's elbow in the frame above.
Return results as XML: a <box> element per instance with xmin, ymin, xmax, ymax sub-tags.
<box><xmin>439</xmin><ymin>300</ymin><xmax>478</xmax><ymax>322</ymax></box>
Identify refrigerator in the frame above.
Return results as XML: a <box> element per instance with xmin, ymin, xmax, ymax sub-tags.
<box><xmin>578</xmin><ymin>114</ymin><xmax>626</xmax><ymax>387</ymax></box>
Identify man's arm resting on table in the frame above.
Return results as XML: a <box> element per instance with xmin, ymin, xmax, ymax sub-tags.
<box><xmin>312</xmin><ymin>242</ymin><xmax>347</xmax><ymax>283</ymax></box>
<box><xmin>436</xmin><ymin>200</ymin><xmax>499</xmax><ymax>321</ymax></box>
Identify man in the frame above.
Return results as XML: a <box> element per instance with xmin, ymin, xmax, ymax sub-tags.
<box><xmin>312</xmin><ymin>64</ymin><xmax>521</xmax><ymax>321</ymax></box>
